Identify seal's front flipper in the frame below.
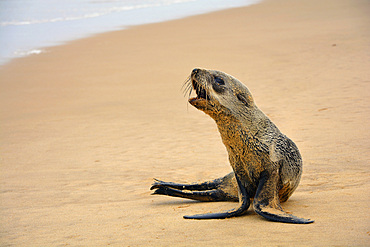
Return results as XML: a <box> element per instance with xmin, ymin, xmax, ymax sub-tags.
<box><xmin>184</xmin><ymin>175</ymin><xmax>250</xmax><ymax>219</ymax></box>
<box><xmin>183</xmin><ymin>197</ymin><xmax>249</xmax><ymax>219</ymax></box>
<box><xmin>254</xmin><ymin>205</ymin><xmax>314</xmax><ymax>224</ymax></box>
<box><xmin>183</xmin><ymin>207</ymin><xmax>246</xmax><ymax>219</ymax></box>
<box><xmin>253</xmin><ymin>170</ymin><xmax>314</xmax><ymax>224</ymax></box>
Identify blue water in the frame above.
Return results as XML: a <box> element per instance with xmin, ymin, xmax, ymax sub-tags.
<box><xmin>0</xmin><ymin>0</ymin><xmax>260</xmax><ymax>66</ymax></box>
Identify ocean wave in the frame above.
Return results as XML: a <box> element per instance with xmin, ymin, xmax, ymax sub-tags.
<box><xmin>13</xmin><ymin>49</ymin><xmax>44</xmax><ymax>56</ymax></box>
<box><xmin>0</xmin><ymin>0</ymin><xmax>195</xmax><ymax>27</ymax></box>
<box><xmin>0</xmin><ymin>0</ymin><xmax>257</xmax><ymax>66</ymax></box>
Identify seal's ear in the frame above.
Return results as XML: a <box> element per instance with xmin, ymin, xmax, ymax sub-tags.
<box><xmin>236</xmin><ymin>93</ymin><xmax>250</xmax><ymax>107</ymax></box>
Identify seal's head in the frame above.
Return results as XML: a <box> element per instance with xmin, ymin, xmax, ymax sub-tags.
<box><xmin>186</xmin><ymin>68</ymin><xmax>255</xmax><ymax>121</ymax></box>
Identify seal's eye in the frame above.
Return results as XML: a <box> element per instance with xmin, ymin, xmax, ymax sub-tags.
<box><xmin>214</xmin><ymin>76</ymin><xmax>225</xmax><ymax>86</ymax></box>
<box><xmin>212</xmin><ymin>76</ymin><xmax>226</xmax><ymax>93</ymax></box>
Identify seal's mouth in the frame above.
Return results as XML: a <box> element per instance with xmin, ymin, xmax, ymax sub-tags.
<box><xmin>189</xmin><ymin>78</ymin><xmax>208</xmax><ymax>102</ymax></box>
<box><xmin>182</xmin><ymin>73</ymin><xmax>212</xmax><ymax>110</ymax></box>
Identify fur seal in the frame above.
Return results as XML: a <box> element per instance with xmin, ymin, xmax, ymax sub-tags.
<box><xmin>151</xmin><ymin>68</ymin><xmax>314</xmax><ymax>224</ymax></box>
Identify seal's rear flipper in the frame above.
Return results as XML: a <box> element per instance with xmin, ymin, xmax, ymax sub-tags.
<box><xmin>151</xmin><ymin>186</ymin><xmax>232</xmax><ymax>202</ymax></box>
<box><xmin>183</xmin><ymin>175</ymin><xmax>250</xmax><ymax>219</ymax></box>
<box><xmin>150</xmin><ymin>178</ymin><xmax>221</xmax><ymax>191</ymax></box>
<box><xmin>150</xmin><ymin>173</ymin><xmax>239</xmax><ymax>202</ymax></box>
<box><xmin>253</xmin><ymin>170</ymin><xmax>314</xmax><ymax>224</ymax></box>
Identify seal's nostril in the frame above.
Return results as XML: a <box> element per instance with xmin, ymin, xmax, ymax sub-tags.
<box><xmin>192</xmin><ymin>68</ymin><xmax>199</xmax><ymax>75</ymax></box>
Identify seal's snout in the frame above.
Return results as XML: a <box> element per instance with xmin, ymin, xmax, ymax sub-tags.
<box><xmin>192</xmin><ymin>68</ymin><xmax>200</xmax><ymax>76</ymax></box>
<box><xmin>186</xmin><ymin>68</ymin><xmax>211</xmax><ymax>110</ymax></box>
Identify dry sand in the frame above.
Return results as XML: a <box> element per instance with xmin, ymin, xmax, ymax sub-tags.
<box><xmin>1</xmin><ymin>0</ymin><xmax>369</xmax><ymax>245</ymax></box>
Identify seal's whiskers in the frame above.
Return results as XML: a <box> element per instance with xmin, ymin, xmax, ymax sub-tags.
<box><xmin>182</xmin><ymin>76</ymin><xmax>193</xmax><ymax>98</ymax></box>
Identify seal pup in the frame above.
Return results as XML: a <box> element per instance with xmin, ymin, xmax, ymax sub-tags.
<box><xmin>151</xmin><ymin>68</ymin><xmax>313</xmax><ymax>224</ymax></box>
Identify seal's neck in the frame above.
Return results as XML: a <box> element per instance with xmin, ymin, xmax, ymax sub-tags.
<box><xmin>215</xmin><ymin>117</ymin><xmax>251</xmax><ymax>153</ymax></box>
<box><xmin>213</xmin><ymin>108</ymin><xmax>275</xmax><ymax>156</ymax></box>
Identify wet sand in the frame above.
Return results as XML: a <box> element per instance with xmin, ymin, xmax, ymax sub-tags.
<box><xmin>1</xmin><ymin>0</ymin><xmax>369</xmax><ymax>245</ymax></box>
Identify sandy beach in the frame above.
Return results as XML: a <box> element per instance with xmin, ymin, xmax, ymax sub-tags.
<box><xmin>1</xmin><ymin>0</ymin><xmax>369</xmax><ymax>245</ymax></box>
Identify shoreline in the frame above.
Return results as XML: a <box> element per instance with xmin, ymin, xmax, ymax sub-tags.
<box><xmin>0</xmin><ymin>0</ymin><xmax>261</xmax><ymax>66</ymax></box>
<box><xmin>1</xmin><ymin>0</ymin><xmax>369</xmax><ymax>246</ymax></box>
